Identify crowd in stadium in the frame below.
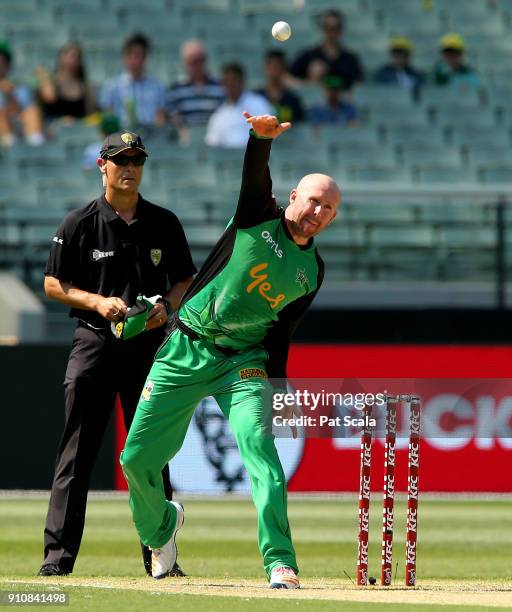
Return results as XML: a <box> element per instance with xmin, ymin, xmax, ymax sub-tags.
<box><xmin>0</xmin><ymin>8</ymin><xmax>479</xmax><ymax>151</ymax></box>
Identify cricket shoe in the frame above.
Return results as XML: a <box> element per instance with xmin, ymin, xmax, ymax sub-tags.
<box><xmin>37</xmin><ymin>564</ymin><xmax>69</xmax><ymax>576</ymax></box>
<box><xmin>269</xmin><ymin>566</ymin><xmax>300</xmax><ymax>589</ymax></box>
<box><xmin>151</xmin><ymin>501</ymin><xmax>185</xmax><ymax>579</ymax></box>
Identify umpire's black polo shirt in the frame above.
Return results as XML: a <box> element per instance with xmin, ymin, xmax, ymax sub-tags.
<box><xmin>45</xmin><ymin>194</ymin><xmax>197</xmax><ymax>328</ymax></box>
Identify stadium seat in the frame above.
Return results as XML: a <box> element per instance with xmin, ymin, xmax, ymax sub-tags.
<box><xmin>109</xmin><ymin>0</ymin><xmax>168</xmax><ymax>10</ymax></box>
<box><xmin>0</xmin><ymin>7</ymin><xmax>53</xmax><ymax>27</ymax></box>
<box><xmin>238</xmin><ymin>0</ymin><xmax>301</xmax><ymax>15</ymax></box>
<box><xmin>343</xmin><ymin>202</ymin><xmax>415</xmax><ymax>224</ymax></box>
<box><xmin>348</xmin><ymin>165</ymin><xmax>412</xmax><ymax>184</ymax></box>
<box><xmin>416</xmin><ymin>203</ymin><xmax>488</xmax><ymax>225</ymax></box>
<box><xmin>54</xmin><ymin>4</ymin><xmax>118</xmax><ymax>28</ymax></box>
<box><xmin>355</xmin><ymin>85</ymin><xmax>414</xmax><ymax>112</ymax></box>
<box><xmin>478</xmin><ymin>162</ymin><xmax>512</xmax><ymax>184</ymax></box>
<box><xmin>315</xmin><ymin>222</ymin><xmax>365</xmax><ymax>247</ymax></box>
<box><xmin>372</xmin><ymin>107</ymin><xmax>429</xmax><ymax>128</ymax></box>
<box><xmin>451</xmin><ymin>125</ymin><xmax>510</xmax><ymax>148</ymax></box>
<box><xmin>445</xmin><ymin>14</ymin><xmax>505</xmax><ymax>36</ymax></box>
<box><xmin>439</xmin><ymin>0</ymin><xmax>494</xmax><ymax>17</ymax></box>
<box><xmin>305</xmin><ymin>0</ymin><xmax>363</xmax><ymax>17</ymax></box>
<box><xmin>420</xmin><ymin>86</ymin><xmax>483</xmax><ymax>111</ymax></box>
<box><xmin>316</xmin><ymin>125</ymin><xmax>380</xmax><ymax>147</ymax></box>
<box><xmin>413</xmin><ymin>164</ymin><xmax>475</xmax><ymax>185</ymax></box>
<box><xmin>440</xmin><ymin>226</ymin><xmax>496</xmax><ymax>248</ymax></box>
<box><xmin>157</xmin><ymin>162</ymin><xmax>217</xmax><ymax>189</ymax></box>
<box><xmin>372</xmin><ymin>250</ymin><xmax>440</xmax><ymax>281</ymax></box>
<box><xmin>466</xmin><ymin>144</ymin><xmax>512</xmax><ymax>167</ymax></box>
<box><xmin>174</xmin><ymin>0</ymin><xmax>231</xmax><ymax>11</ymax></box>
<box><xmin>186</xmin><ymin>12</ymin><xmax>248</xmax><ymax>37</ymax></box>
<box><xmin>330</xmin><ymin>143</ymin><xmax>395</xmax><ymax>166</ymax></box>
<box><xmin>121</xmin><ymin>11</ymin><xmax>184</xmax><ymax>32</ymax></box>
<box><xmin>379</xmin><ymin>10</ymin><xmax>442</xmax><ymax>35</ymax></box>
<box><xmin>436</xmin><ymin>107</ymin><xmax>496</xmax><ymax>130</ymax></box>
<box><xmin>438</xmin><ymin>251</ymin><xmax>496</xmax><ymax>281</ymax></box>
<box><xmin>369</xmin><ymin>226</ymin><xmax>435</xmax><ymax>248</ymax></box>
<box><xmin>398</xmin><ymin>143</ymin><xmax>461</xmax><ymax>166</ymax></box>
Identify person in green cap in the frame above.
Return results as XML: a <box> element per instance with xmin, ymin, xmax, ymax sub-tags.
<box><xmin>308</xmin><ymin>73</ymin><xmax>359</xmax><ymax>126</ymax></box>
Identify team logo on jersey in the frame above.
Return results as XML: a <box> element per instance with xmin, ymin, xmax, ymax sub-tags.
<box><xmin>295</xmin><ymin>268</ymin><xmax>309</xmax><ymax>288</ymax></box>
<box><xmin>150</xmin><ymin>249</ymin><xmax>162</xmax><ymax>266</ymax></box>
<box><xmin>239</xmin><ymin>368</ymin><xmax>268</xmax><ymax>380</ymax></box>
<box><xmin>121</xmin><ymin>132</ymin><xmax>134</xmax><ymax>144</ymax></box>
<box><xmin>141</xmin><ymin>380</ymin><xmax>154</xmax><ymax>401</ymax></box>
<box><xmin>246</xmin><ymin>263</ymin><xmax>286</xmax><ymax>309</ymax></box>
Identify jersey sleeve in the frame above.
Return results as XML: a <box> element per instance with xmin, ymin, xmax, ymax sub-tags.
<box><xmin>44</xmin><ymin>213</ymin><xmax>81</xmax><ymax>282</ymax></box>
<box><xmin>233</xmin><ymin>132</ymin><xmax>279</xmax><ymax>229</ymax></box>
<box><xmin>165</xmin><ymin>213</ymin><xmax>197</xmax><ymax>284</ymax></box>
<box><xmin>263</xmin><ymin>254</ymin><xmax>325</xmax><ymax>383</ymax></box>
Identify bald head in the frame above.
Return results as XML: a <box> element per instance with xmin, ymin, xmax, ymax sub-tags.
<box><xmin>181</xmin><ymin>40</ymin><xmax>208</xmax><ymax>82</ymax></box>
<box><xmin>285</xmin><ymin>173</ymin><xmax>341</xmax><ymax>245</ymax></box>
<box><xmin>296</xmin><ymin>173</ymin><xmax>341</xmax><ymax>207</ymax></box>
<box><xmin>181</xmin><ymin>40</ymin><xmax>206</xmax><ymax>62</ymax></box>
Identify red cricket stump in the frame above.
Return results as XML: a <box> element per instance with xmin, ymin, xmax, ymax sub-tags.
<box><xmin>405</xmin><ymin>396</ymin><xmax>421</xmax><ymax>587</ymax></box>
<box><xmin>380</xmin><ymin>395</ymin><xmax>398</xmax><ymax>586</ymax></box>
<box><xmin>357</xmin><ymin>404</ymin><xmax>373</xmax><ymax>586</ymax></box>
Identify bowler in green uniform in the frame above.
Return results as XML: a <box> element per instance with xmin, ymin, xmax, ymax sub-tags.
<box><xmin>121</xmin><ymin>112</ymin><xmax>341</xmax><ymax>589</ymax></box>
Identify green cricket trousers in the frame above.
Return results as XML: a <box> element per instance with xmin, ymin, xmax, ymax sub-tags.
<box><xmin>120</xmin><ymin>325</ymin><xmax>298</xmax><ymax>577</ymax></box>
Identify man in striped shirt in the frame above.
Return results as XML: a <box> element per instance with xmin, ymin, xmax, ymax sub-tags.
<box><xmin>167</xmin><ymin>41</ymin><xmax>224</xmax><ymax>128</ymax></box>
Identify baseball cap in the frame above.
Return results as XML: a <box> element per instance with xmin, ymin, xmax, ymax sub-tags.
<box><xmin>390</xmin><ymin>36</ymin><xmax>413</xmax><ymax>54</ymax></box>
<box><xmin>440</xmin><ymin>33</ymin><xmax>465</xmax><ymax>52</ymax></box>
<box><xmin>100</xmin><ymin>130</ymin><xmax>148</xmax><ymax>159</ymax></box>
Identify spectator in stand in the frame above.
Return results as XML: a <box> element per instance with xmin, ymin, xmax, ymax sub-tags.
<box><xmin>309</xmin><ymin>74</ymin><xmax>358</xmax><ymax>127</ymax></box>
<box><xmin>0</xmin><ymin>40</ymin><xmax>45</xmax><ymax>147</ymax></box>
<box><xmin>434</xmin><ymin>33</ymin><xmax>480</xmax><ymax>89</ymax></box>
<box><xmin>168</xmin><ymin>40</ymin><xmax>224</xmax><ymax>128</ymax></box>
<box><xmin>289</xmin><ymin>10</ymin><xmax>363</xmax><ymax>90</ymax></box>
<box><xmin>35</xmin><ymin>42</ymin><xmax>96</xmax><ymax>123</ymax></box>
<box><xmin>205</xmin><ymin>63</ymin><xmax>273</xmax><ymax>148</ymax></box>
<box><xmin>99</xmin><ymin>33</ymin><xmax>166</xmax><ymax>129</ymax></box>
<box><xmin>255</xmin><ymin>50</ymin><xmax>305</xmax><ymax>124</ymax></box>
<box><xmin>374</xmin><ymin>37</ymin><xmax>425</xmax><ymax>101</ymax></box>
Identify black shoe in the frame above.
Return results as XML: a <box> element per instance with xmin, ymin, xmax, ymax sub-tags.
<box><xmin>37</xmin><ymin>564</ymin><xmax>69</xmax><ymax>576</ymax></box>
<box><xmin>168</xmin><ymin>562</ymin><xmax>187</xmax><ymax>577</ymax></box>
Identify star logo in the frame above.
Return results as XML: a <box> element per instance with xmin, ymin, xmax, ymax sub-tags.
<box><xmin>295</xmin><ymin>268</ymin><xmax>308</xmax><ymax>287</ymax></box>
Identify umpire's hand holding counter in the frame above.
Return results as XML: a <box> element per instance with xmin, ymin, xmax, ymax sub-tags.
<box><xmin>96</xmin><ymin>296</ymin><xmax>128</xmax><ymax>322</ymax></box>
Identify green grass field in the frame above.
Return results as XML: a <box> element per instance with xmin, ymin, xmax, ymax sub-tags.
<box><xmin>1</xmin><ymin>494</ymin><xmax>511</xmax><ymax>610</ymax></box>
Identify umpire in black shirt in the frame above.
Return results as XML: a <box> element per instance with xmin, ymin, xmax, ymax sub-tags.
<box><xmin>38</xmin><ymin>131</ymin><xmax>196</xmax><ymax>577</ymax></box>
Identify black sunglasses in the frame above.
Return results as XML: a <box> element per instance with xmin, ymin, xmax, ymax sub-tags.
<box><xmin>107</xmin><ymin>154</ymin><xmax>147</xmax><ymax>166</ymax></box>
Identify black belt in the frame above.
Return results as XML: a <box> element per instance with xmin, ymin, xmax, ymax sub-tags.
<box><xmin>174</xmin><ymin>316</ymin><xmax>240</xmax><ymax>357</ymax></box>
<box><xmin>77</xmin><ymin>319</ymin><xmax>110</xmax><ymax>332</ymax></box>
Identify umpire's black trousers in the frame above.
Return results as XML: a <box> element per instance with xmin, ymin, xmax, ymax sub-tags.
<box><xmin>42</xmin><ymin>322</ymin><xmax>171</xmax><ymax>573</ymax></box>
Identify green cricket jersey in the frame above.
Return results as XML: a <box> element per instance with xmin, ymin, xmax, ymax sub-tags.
<box><xmin>177</xmin><ymin>133</ymin><xmax>325</xmax><ymax>379</ymax></box>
